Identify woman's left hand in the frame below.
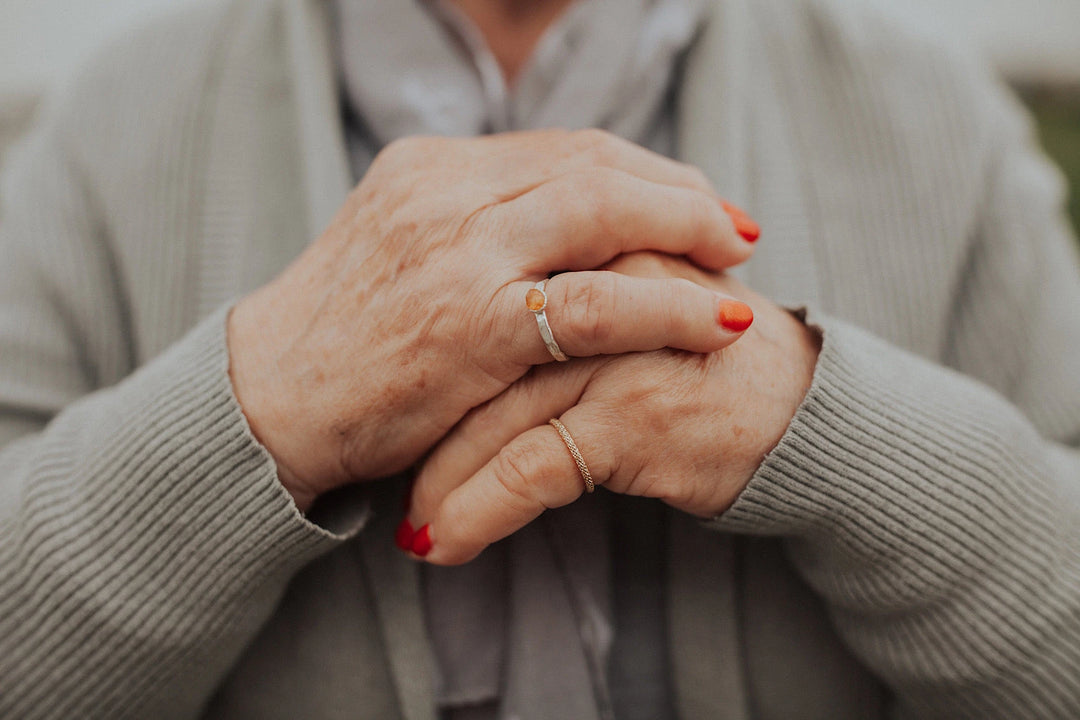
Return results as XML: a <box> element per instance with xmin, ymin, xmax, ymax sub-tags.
<box><xmin>402</xmin><ymin>252</ymin><xmax>822</xmax><ymax>563</ymax></box>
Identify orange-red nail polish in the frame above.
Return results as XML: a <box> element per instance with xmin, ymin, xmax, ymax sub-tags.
<box><xmin>718</xmin><ymin>300</ymin><xmax>754</xmax><ymax>332</ymax></box>
<box><xmin>411</xmin><ymin>524</ymin><xmax>433</xmax><ymax>557</ymax></box>
<box><xmin>721</xmin><ymin>201</ymin><xmax>761</xmax><ymax>242</ymax></box>
<box><xmin>394</xmin><ymin>518</ymin><xmax>415</xmax><ymax>552</ymax></box>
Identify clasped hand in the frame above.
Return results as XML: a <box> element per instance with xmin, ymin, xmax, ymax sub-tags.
<box><xmin>404</xmin><ymin>252</ymin><xmax>821</xmax><ymax>563</ymax></box>
<box><xmin>226</xmin><ymin>129</ymin><xmax>817</xmax><ymax>543</ymax></box>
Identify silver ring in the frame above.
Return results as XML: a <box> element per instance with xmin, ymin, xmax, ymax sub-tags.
<box><xmin>526</xmin><ymin>280</ymin><xmax>568</xmax><ymax>362</ymax></box>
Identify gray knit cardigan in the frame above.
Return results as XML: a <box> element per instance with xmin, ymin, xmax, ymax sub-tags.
<box><xmin>1</xmin><ymin>0</ymin><xmax>1079</xmax><ymax>718</ymax></box>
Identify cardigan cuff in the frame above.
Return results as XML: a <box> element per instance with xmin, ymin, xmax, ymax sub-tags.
<box><xmin>85</xmin><ymin>304</ymin><xmax>367</xmax><ymax>590</ymax></box>
<box><xmin>707</xmin><ymin>309</ymin><xmax>1050</xmax><ymax>596</ymax></box>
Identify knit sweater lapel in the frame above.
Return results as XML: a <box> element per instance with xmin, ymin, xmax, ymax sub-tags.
<box><xmin>677</xmin><ymin>0</ymin><xmax>823</xmax><ymax>309</ymax></box>
<box><xmin>284</xmin><ymin>0</ymin><xmax>352</xmax><ymax>242</ymax></box>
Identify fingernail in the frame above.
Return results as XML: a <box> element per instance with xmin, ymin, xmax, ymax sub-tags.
<box><xmin>411</xmin><ymin>524</ymin><xmax>433</xmax><ymax>557</ymax></box>
<box><xmin>721</xmin><ymin>201</ymin><xmax>761</xmax><ymax>243</ymax></box>
<box><xmin>718</xmin><ymin>300</ymin><xmax>754</xmax><ymax>332</ymax></box>
<box><xmin>394</xmin><ymin>518</ymin><xmax>415</xmax><ymax>552</ymax></box>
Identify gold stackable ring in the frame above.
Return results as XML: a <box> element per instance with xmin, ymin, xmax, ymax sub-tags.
<box><xmin>526</xmin><ymin>280</ymin><xmax>569</xmax><ymax>362</ymax></box>
<box><xmin>548</xmin><ymin>418</ymin><xmax>594</xmax><ymax>493</ymax></box>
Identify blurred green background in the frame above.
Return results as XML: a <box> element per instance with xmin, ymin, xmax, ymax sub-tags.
<box><xmin>1023</xmin><ymin>85</ymin><xmax>1080</xmax><ymax>240</ymax></box>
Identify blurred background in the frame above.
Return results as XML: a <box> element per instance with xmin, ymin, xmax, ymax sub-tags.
<box><xmin>1</xmin><ymin>0</ymin><xmax>1078</xmax><ymax>234</ymax></box>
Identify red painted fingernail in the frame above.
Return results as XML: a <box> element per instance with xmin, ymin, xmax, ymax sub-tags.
<box><xmin>394</xmin><ymin>518</ymin><xmax>415</xmax><ymax>552</ymax></box>
<box><xmin>411</xmin><ymin>524</ymin><xmax>433</xmax><ymax>557</ymax></box>
<box><xmin>721</xmin><ymin>201</ymin><xmax>761</xmax><ymax>242</ymax></box>
<box><xmin>718</xmin><ymin>300</ymin><xmax>754</xmax><ymax>332</ymax></box>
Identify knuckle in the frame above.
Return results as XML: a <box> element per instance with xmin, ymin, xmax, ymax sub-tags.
<box><xmin>571</xmin><ymin>169</ymin><xmax>624</xmax><ymax>235</ymax></box>
<box><xmin>684</xmin><ymin>189</ymin><xmax>719</xmax><ymax>239</ymax></box>
<box><xmin>574</xmin><ymin>128</ymin><xmax>620</xmax><ymax>165</ymax></box>
<box><xmin>560</xmin><ymin>272</ymin><xmax>617</xmax><ymax>345</ymax></box>
<box><xmin>550</xmin><ymin>171</ymin><xmax>616</xmax><ymax>237</ymax></box>
<box><xmin>603</xmin><ymin>250</ymin><xmax>666</xmax><ymax>276</ymax></box>
<box><xmin>601</xmin><ymin>253</ymin><xmax>639</xmax><ymax>274</ymax></box>
<box><xmin>663</xmin><ymin>279</ymin><xmax>700</xmax><ymax>336</ymax></box>
<box><xmin>574</xmin><ymin>127</ymin><xmax>613</xmax><ymax>150</ymax></box>
<box><xmin>492</xmin><ymin>444</ymin><xmax>544</xmax><ymax>509</ymax></box>
<box><xmin>680</xmin><ymin>163</ymin><xmax>714</xmax><ymax>193</ymax></box>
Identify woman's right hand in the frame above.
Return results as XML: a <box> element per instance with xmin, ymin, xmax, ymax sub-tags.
<box><xmin>226</xmin><ymin>129</ymin><xmax>760</xmax><ymax>509</ymax></box>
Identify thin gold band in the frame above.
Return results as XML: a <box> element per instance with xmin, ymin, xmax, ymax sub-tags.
<box><xmin>548</xmin><ymin>418</ymin><xmax>595</xmax><ymax>493</ymax></box>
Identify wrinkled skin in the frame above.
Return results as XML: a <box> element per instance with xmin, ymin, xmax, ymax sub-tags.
<box><xmin>407</xmin><ymin>252</ymin><xmax>821</xmax><ymax>564</ymax></box>
<box><xmin>227</xmin><ymin>130</ymin><xmax>757</xmax><ymax>509</ymax></box>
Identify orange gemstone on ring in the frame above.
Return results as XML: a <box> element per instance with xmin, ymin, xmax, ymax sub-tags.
<box><xmin>525</xmin><ymin>288</ymin><xmax>546</xmax><ymax>312</ymax></box>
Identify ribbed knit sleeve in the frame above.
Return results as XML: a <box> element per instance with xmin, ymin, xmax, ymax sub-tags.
<box><xmin>711</xmin><ymin>45</ymin><xmax>1080</xmax><ymax>718</ymax></box>
<box><xmin>713</xmin><ymin>315</ymin><xmax>1080</xmax><ymax>718</ymax></box>
<box><xmin>0</xmin><ymin>306</ymin><xmax>365</xmax><ymax>720</ymax></box>
<box><xmin>0</xmin><ymin>99</ymin><xmax>363</xmax><ymax>720</ymax></box>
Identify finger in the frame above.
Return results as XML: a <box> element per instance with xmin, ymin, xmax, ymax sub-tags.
<box><xmin>408</xmin><ymin>362</ymin><xmax>592</xmax><ymax>536</ymax></box>
<box><xmin>411</xmin><ymin>407</ymin><xmax>616</xmax><ymax>565</ymax></box>
<box><xmin>477</xmin><ymin>129</ymin><xmax>718</xmax><ymax>195</ymax></box>
<box><xmin>560</xmin><ymin>130</ymin><xmax>717</xmax><ymax>193</ymax></box>
<box><xmin>502</xmin><ymin>167</ymin><xmax>757</xmax><ymax>273</ymax></box>
<box><xmin>603</xmin><ymin>250</ymin><xmax>720</xmax><ymax>281</ymax></box>
<box><xmin>495</xmin><ymin>271</ymin><xmax>754</xmax><ymax>366</ymax></box>
<box><xmin>602</xmin><ymin>251</ymin><xmax>756</xmax><ymax>303</ymax></box>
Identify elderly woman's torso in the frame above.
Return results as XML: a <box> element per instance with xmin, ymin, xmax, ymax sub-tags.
<box><xmin>4</xmin><ymin>0</ymin><xmax>1076</xmax><ymax>717</ymax></box>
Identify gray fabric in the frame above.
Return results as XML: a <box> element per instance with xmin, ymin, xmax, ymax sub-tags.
<box><xmin>502</xmin><ymin>517</ymin><xmax>607</xmax><ymax>720</ymax></box>
<box><xmin>1</xmin><ymin>1</ymin><xmax>1080</xmax><ymax>719</ymax></box>
<box><xmin>424</xmin><ymin>486</ymin><xmax>616</xmax><ymax>720</ymax></box>
<box><xmin>422</xmin><ymin>541</ymin><xmax>508</xmax><ymax>707</ymax></box>
<box><xmin>607</xmin><ymin>495</ymin><xmax>675</xmax><ymax>720</ymax></box>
